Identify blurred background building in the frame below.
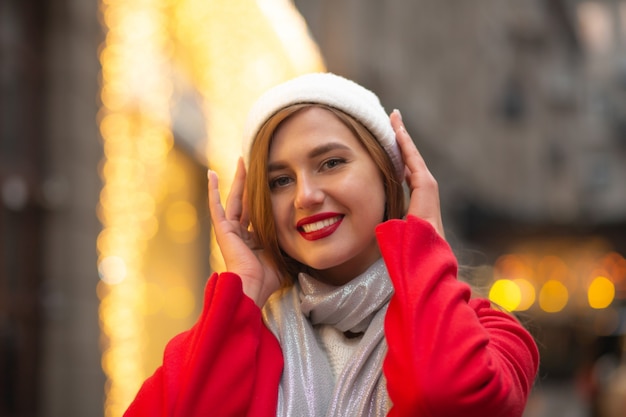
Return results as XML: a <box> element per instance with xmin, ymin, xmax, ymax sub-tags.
<box><xmin>1</xmin><ymin>0</ymin><xmax>625</xmax><ymax>416</ymax></box>
<box><xmin>296</xmin><ymin>1</ymin><xmax>626</xmax><ymax>415</ymax></box>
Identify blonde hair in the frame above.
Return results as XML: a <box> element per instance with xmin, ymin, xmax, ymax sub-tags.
<box><xmin>246</xmin><ymin>104</ymin><xmax>405</xmax><ymax>283</ymax></box>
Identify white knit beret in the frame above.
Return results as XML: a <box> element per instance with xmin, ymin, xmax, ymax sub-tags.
<box><xmin>242</xmin><ymin>72</ymin><xmax>404</xmax><ymax>179</ymax></box>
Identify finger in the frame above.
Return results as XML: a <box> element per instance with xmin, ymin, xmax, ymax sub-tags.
<box><xmin>390</xmin><ymin>110</ymin><xmax>445</xmax><ymax>237</ymax></box>
<box><xmin>238</xmin><ymin>158</ymin><xmax>251</xmax><ymax>229</ymax></box>
<box><xmin>390</xmin><ymin>109</ymin><xmax>428</xmax><ymax>176</ymax></box>
<box><xmin>207</xmin><ymin>169</ymin><xmax>227</xmax><ymax>224</ymax></box>
<box><xmin>391</xmin><ymin>109</ymin><xmax>437</xmax><ymax>190</ymax></box>
<box><xmin>224</xmin><ymin>158</ymin><xmax>246</xmax><ymax>221</ymax></box>
<box><xmin>404</xmin><ymin>165</ymin><xmax>412</xmax><ymax>186</ymax></box>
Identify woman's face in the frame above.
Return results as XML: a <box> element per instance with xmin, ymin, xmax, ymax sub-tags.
<box><xmin>267</xmin><ymin>107</ymin><xmax>386</xmax><ymax>285</ymax></box>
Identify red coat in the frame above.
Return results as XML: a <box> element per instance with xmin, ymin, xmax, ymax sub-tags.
<box><xmin>124</xmin><ymin>216</ymin><xmax>539</xmax><ymax>416</ymax></box>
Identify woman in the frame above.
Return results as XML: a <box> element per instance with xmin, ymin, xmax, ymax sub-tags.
<box><xmin>125</xmin><ymin>73</ymin><xmax>539</xmax><ymax>416</ymax></box>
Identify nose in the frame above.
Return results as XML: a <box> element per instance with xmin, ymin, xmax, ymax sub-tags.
<box><xmin>294</xmin><ymin>174</ymin><xmax>324</xmax><ymax>209</ymax></box>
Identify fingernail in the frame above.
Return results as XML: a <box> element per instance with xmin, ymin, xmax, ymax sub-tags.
<box><xmin>394</xmin><ymin>109</ymin><xmax>403</xmax><ymax>121</ymax></box>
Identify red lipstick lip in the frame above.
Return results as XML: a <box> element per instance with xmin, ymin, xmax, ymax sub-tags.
<box><xmin>296</xmin><ymin>212</ymin><xmax>342</xmax><ymax>229</ymax></box>
<box><xmin>297</xmin><ymin>212</ymin><xmax>344</xmax><ymax>241</ymax></box>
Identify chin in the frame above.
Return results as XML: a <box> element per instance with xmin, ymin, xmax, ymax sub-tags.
<box><xmin>301</xmin><ymin>258</ymin><xmax>340</xmax><ymax>272</ymax></box>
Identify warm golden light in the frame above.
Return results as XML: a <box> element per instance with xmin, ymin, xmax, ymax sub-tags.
<box><xmin>165</xmin><ymin>200</ymin><xmax>199</xmax><ymax>243</ymax></box>
<box><xmin>537</xmin><ymin>255</ymin><xmax>570</xmax><ymax>284</ymax></box>
<box><xmin>513</xmin><ymin>278</ymin><xmax>536</xmax><ymax>311</ymax></box>
<box><xmin>491</xmin><ymin>254</ymin><xmax>537</xmax><ymax>311</ymax></box>
<box><xmin>539</xmin><ymin>280</ymin><xmax>569</xmax><ymax>313</ymax></box>
<box><xmin>489</xmin><ymin>279</ymin><xmax>522</xmax><ymax>311</ymax></box>
<box><xmin>138</xmin><ymin>282</ymin><xmax>165</xmax><ymax>316</ymax></box>
<box><xmin>588</xmin><ymin>276</ymin><xmax>615</xmax><ymax>309</ymax></box>
<box><xmin>98</xmin><ymin>1</ymin><xmax>325</xmax><ymax>415</ymax></box>
<box><xmin>488</xmin><ymin>278</ymin><xmax>536</xmax><ymax>312</ymax></box>
<box><xmin>98</xmin><ymin>256</ymin><xmax>128</xmax><ymax>285</ymax></box>
<box><xmin>97</xmin><ymin>1</ymin><xmax>173</xmax><ymax>415</ymax></box>
<box><xmin>494</xmin><ymin>254</ymin><xmax>533</xmax><ymax>281</ymax></box>
<box><xmin>491</xmin><ymin>246</ymin><xmax>626</xmax><ymax>314</ymax></box>
<box><xmin>169</xmin><ymin>0</ymin><xmax>325</xmax><ymax>273</ymax></box>
<box><xmin>163</xmin><ymin>286</ymin><xmax>197</xmax><ymax>319</ymax></box>
<box><xmin>602</xmin><ymin>252</ymin><xmax>626</xmax><ymax>298</ymax></box>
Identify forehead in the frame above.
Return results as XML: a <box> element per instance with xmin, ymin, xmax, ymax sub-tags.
<box><xmin>268</xmin><ymin>106</ymin><xmax>364</xmax><ymax>159</ymax></box>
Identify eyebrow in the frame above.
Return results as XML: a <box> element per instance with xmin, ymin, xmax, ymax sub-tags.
<box><xmin>268</xmin><ymin>142</ymin><xmax>352</xmax><ymax>173</ymax></box>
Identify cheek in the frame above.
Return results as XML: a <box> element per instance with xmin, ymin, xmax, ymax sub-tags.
<box><xmin>271</xmin><ymin>195</ymin><xmax>291</xmax><ymax>242</ymax></box>
<box><xmin>362</xmin><ymin>177</ymin><xmax>387</xmax><ymax>223</ymax></box>
<box><xmin>355</xmin><ymin>171</ymin><xmax>386</xmax><ymax>209</ymax></box>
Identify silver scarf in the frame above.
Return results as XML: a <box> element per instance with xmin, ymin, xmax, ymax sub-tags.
<box><xmin>262</xmin><ymin>258</ymin><xmax>393</xmax><ymax>416</ymax></box>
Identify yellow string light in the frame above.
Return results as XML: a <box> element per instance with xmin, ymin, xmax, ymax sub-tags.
<box><xmin>97</xmin><ymin>1</ymin><xmax>174</xmax><ymax>416</ymax></box>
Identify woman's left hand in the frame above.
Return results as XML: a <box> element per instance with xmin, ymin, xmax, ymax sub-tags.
<box><xmin>390</xmin><ymin>109</ymin><xmax>445</xmax><ymax>238</ymax></box>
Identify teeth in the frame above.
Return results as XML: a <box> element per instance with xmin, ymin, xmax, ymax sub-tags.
<box><xmin>302</xmin><ymin>216</ymin><xmax>340</xmax><ymax>233</ymax></box>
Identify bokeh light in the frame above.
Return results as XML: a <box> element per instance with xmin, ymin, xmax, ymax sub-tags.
<box><xmin>97</xmin><ymin>1</ymin><xmax>325</xmax><ymax>415</ymax></box>
<box><xmin>162</xmin><ymin>286</ymin><xmax>196</xmax><ymax>319</ymax></box>
<box><xmin>513</xmin><ymin>278</ymin><xmax>536</xmax><ymax>311</ymax></box>
<box><xmin>539</xmin><ymin>280</ymin><xmax>569</xmax><ymax>313</ymax></box>
<box><xmin>97</xmin><ymin>0</ymin><xmax>174</xmax><ymax>414</ymax></box>
<box><xmin>588</xmin><ymin>276</ymin><xmax>615</xmax><ymax>309</ymax></box>
<box><xmin>489</xmin><ymin>279</ymin><xmax>522</xmax><ymax>311</ymax></box>
<box><xmin>488</xmin><ymin>243</ymin><xmax>625</xmax><ymax>315</ymax></box>
<box><xmin>98</xmin><ymin>256</ymin><xmax>128</xmax><ymax>285</ymax></box>
<box><xmin>490</xmin><ymin>254</ymin><xmax>537</xmax><ymax>311</ymax></box>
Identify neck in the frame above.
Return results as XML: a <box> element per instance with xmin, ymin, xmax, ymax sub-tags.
<box><xmin>310</xmin><ymin>253</ymin><xmax>383</xmax><ymax>286</ymax></box>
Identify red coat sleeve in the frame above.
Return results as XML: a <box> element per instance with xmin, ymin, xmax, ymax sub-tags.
<box><xmin>376</xmin><ymin>216</ymin><xmax>539</xmax><ymax>417</ymax></box>
<box><xmin>124</xmin><ymin>272</ymin><xmax>283</xmax><ymax>417</ymax></box>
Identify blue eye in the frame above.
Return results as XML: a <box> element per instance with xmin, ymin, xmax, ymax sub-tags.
<box><xmin>269</xmin><ymin>176</ymin><xmax>292</xmax><ymax>189</ymax></box>
<box><xmin>322</xmin><ymin>158</ymin><xmax>346</xmax><ymax>170</ymax></box>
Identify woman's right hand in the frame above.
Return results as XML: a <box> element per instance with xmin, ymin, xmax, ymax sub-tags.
<box><xmin>390</xmin><ymin>109</ymin><xmax>445</xmax><ymax>238</ymax></box>
<box><xmin>207</xmin><ymin>158</ymin><xmax>281</xmax><ymax>307</ymax></box>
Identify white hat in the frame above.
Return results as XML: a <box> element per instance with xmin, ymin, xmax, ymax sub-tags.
<box><xmin>242</xmin><ymin>72</ymin><xmax>404</xmax><ymax>179</ymax></box>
